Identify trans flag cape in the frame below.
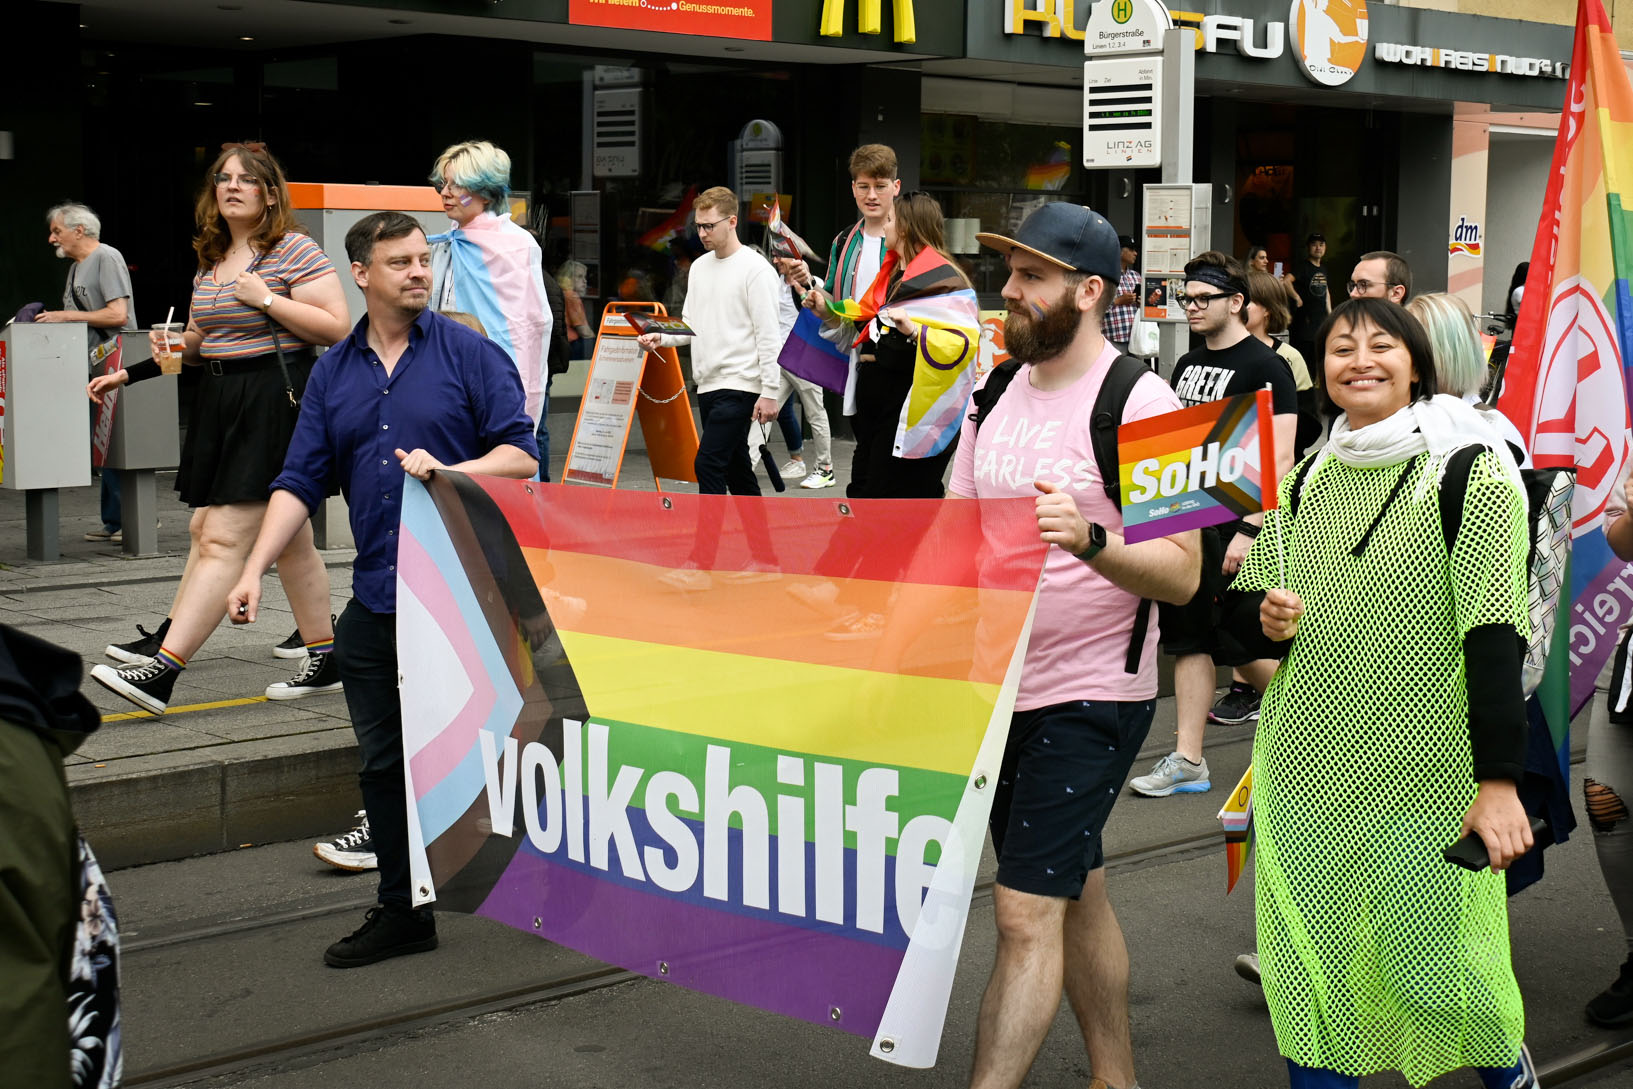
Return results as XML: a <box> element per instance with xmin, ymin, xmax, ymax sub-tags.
<box><xmin>841</xmin><ymin>247</ymin><xmax>980</xmax><ymax>459</ymax></box>
<box><xmin>398</xmin><ymin>472</ymin><xmax>1047</xmax><ymax>1067</ymax></box>
<box><xmin>429</xmin><ymin>213</ymin><xmax>552</xmax><ymax>424</ymax></box>
<box><xmin>1498</xmin><ymin>0</ymin><xmax>1633</xmax><ymax>719</ymax></box>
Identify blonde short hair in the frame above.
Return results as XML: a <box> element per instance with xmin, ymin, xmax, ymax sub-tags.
<box><xmin>694</xmin><ymin>186</ymin><xmax>738</xmax><ymax>220</ymax></box>
<box><xmin>440</xmin><ymin>310</ymin><xmax>488</xmax><ymax>336</ymax></box>
<box><xmin>429</xmin><ymin>140</ymin><xmax>512</xmax><ymax>211</ymax></box>
<box><xmin>1406</xmin><ymin>292</ymin><xmax>1485</xmax><ymax>398</ymax></box>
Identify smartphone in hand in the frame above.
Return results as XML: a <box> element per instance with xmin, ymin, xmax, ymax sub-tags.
<box><xmin>1443</xmin><ymin>817</ymin><xmax>1548</xmax><ymax>872</ymax></box>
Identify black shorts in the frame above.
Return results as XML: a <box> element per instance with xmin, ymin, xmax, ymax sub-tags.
<box><xmin>1157</xmin><ymin>524</ymin><xmax>1259</xmax><ymax>666</ymax></box>
<box><xmin>989</xmin><ymin>698</ymin><xmax>1154</xmax><ymax>899</ymax></box>
<box><xmin>176</xmin><ymin>350</ymin><xmax>313</xmax><ymax>508</ymax></box>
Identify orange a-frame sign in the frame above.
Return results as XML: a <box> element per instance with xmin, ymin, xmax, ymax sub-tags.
<box><xmin>563</xmin><ymin>302</ymin><xmax>699</xmax><ymax>489</ymax></box>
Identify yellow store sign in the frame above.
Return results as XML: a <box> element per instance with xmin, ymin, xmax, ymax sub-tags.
<box><xmin>820</xmin><ymin>0</ymin><xmax>917</xmax><ymax>44</ymax></box>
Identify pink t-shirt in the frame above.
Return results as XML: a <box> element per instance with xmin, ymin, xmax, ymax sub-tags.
<box><xmin>950</xmin><ymin>343</ymin><xmax>1183</xmax><ymax>708</ymax></box>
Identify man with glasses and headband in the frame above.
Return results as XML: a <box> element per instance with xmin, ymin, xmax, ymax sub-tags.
<box><xmin>1347</xmin><ymin>250</ymin><xmax>1412</xmax><ymax>304</ymax></box>
<box><xmin>1130</xmin><ymin>251</ymin><xmax>1297</xmax><ymax>799</ymax></box>
<box><xmin>636</xmin><ymin>186</ymin><xmax>782</xmax><ymax>495</ymax></box>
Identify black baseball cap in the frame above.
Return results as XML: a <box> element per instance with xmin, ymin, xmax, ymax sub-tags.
<box><xmin>1306</xmin><ymin>231</ymin><xmax>1326</xmax><ymax>244</ymax></box>
<box><xmin>977</xmin><ymin>204</ymin><xmax>1121</xmax><ymax>283</ymax></box>
<box><xmin>1118</xmin><ymin>234</ymin><xmax>1138</xmax><ymax>252</ymax></box>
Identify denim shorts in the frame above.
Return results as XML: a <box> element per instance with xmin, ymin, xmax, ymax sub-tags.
<box><xmin>989</xmin><ymin>698</ymin><xmax>1155</xmax><ymax>899</ymax></box>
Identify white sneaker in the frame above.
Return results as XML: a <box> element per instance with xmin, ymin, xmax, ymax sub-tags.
<box><xmin>314</xmin><ymin>811</ymin><xmax>378</xmax><ymax>872</ymax></box>
<box><xmin>1128</xmin><ymin>752</ymin><xmax>1211</xmax><ymax>796</ymax></box>
<box><xmin>777</xmin><ymin>458</ymin><xmax>808</xmax><ymax>480</ymax></box>
<box><xmin>799</xmin><ymin>466</ymin><xmax>836</xmax><ymax>489</ymax></box>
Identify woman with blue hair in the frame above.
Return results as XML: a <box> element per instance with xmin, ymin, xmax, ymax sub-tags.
<box><xmin>429</xmin><ymin>140</ymin><xmax>554</xmax><ymax>469</ymax></box>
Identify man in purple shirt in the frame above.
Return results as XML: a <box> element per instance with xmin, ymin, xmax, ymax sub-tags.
<box><xmin>227</xmin><ymin>212</ymin><xmax>538</xmax><ymax>968</ymax></box>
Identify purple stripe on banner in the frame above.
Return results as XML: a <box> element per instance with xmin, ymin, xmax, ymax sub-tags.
<box><xmin>1568</xmin><ymin>532</ymin><xmax>1633</xmax><ymax>712</ymax></box>
<box><xmin>779</xmin><ymin>309</ymin><xmax>850</xmax><ymax>394</ymax></box>
<box><xmin>1123</xmin><ymin>502</ymin><xmax>1241</xmax><ymax>544</ymax></box>
<box><xmin>477</xmin><ymin>848</ymin><xmax>899</xmax><ymax>1036</ymax></box>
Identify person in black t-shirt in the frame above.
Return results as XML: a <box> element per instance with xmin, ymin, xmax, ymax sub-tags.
<box><xmin>1130</xmin><ymin>250</ymin><xmax>1298</xmax><ymax>799</ymax></box>
<box><xmin>1288</xmin><ymin>232</ymin><xmax>1333</xmax><ymax>364</ymax></box>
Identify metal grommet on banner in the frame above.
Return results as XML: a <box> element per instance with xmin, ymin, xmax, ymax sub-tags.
<box><xmin>829</xmin><ymin>1006</ymin><xmax>843</xmax><ymax>1022</ymax></box>
<box><xmin>877</xmin><ymin>1038</ymin><xmax>896</xmax><ymax>1054</ymax></box>
<box><xmin>418</xmin><ymin>885</ymin><xmax>430</xmax><ymax>898</ymax></box>
<box><xmin>662</xmin><ymin>497</ymin><xmax>674</xmax><ymax>510</ymax></box>
<box><xmin>658</xmin><ymin>960</ymin><xmax>670</xmax><ymax>975</ymax></box>
<box><xmin>532</xmin><ymin>917</ymin><xmax>542</xmax><ymax>929</ymax></box>
<box><xmin>973</xmin><ymin>773</ymin><xmax>988</xmax><ymax>791</ymax></box>
<box><xmin>836</xmin><ymin>502</ymin><xmax>852</xmax><ymax>517</ymax></box>
<box><xmin>524</xmin><ymin>485</ymin><xmax>534</xmax><ymax>495</ymax></box>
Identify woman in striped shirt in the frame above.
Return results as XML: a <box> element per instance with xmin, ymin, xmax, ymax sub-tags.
<box><xmin>87</xmin><ymin>144</ymin><xmax>350</xmax><ymax>715</ymax></box>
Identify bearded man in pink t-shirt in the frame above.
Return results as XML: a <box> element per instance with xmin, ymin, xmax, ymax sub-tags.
<box><xmin>949</xmin><ymin>204</ymin><xmax>1201</xmax><ymax>1089</ymax></box>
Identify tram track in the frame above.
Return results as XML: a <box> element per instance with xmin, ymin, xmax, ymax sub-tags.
<box><xmin>122</xmin><ymin>739</ymin><xmax>1614</xmax><ymax>1087</ymax></box>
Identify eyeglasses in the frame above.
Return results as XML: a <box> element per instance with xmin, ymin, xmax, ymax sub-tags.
<box><xmin>1346</xmin><ymin>280</ymin><xmax>1399</xmax><ymax>295</ymax></box>
<box><xmin>1177</xmin><ymin>291</ymin><xmax>1233</xmax><ymax>310</ymax></box>
<box><xmin>433</xmin><ymin>178</ymin><xmax>468</xmax><ymax>194</ymax></box>
<box><xmin>695</xmin><ymin>218</ymin><xmax>732</xmax><ymax>233</ymax></box>
<box><xmin>213</xmin><ymin>173</ymin><xmax>262</xmax><ymax>189</ymax></box>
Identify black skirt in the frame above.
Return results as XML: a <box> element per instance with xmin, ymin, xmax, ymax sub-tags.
<box><xmin>176</xmin><ymin>351</ymin><xmax>314</xmax><ymax>508</ymax></box>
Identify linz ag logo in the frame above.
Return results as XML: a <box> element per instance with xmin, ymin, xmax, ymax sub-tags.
<box><xmin>1110</xmin><ymin>138</ymin><xmax>1154</xmax><ymax>161</ymax></box>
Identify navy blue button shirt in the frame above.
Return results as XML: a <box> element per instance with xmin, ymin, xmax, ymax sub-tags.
<box><xmin>272</xmin><ymin>307</ymin><xmax>538</xmax><ymax>614</ymax></box>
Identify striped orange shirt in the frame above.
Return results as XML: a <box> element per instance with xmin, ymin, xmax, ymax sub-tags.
<box><xmin>192</xmin><ymin>232</ymin><xmax>335</xmax><ymax>361</ymax></box>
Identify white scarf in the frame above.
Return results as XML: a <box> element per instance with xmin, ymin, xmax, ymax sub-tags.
<box><xmin>1313</xmin><ymin>394</ymin><xmax>1526</xmax><ymax>503</ymax></box>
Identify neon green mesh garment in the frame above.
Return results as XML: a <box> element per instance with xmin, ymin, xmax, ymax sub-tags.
<box><xmin>1233</xmin><ymin>449</ymin><xmax>1529</xmax><ymax>1087</ymax></box>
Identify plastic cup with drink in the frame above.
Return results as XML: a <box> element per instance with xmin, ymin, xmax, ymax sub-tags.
<box><xmin>154</xmin><ymin>319</ymin><xmax>186</xmax><ymax>374</ymax></box>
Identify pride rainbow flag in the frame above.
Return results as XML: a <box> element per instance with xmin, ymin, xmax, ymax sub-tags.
<box><xmin>1498</xmin><ymin>0</ymin><xmax>1633</xmax><ymax>726</ymax></box>
<box><xmin>398</xmin><ymin>472</ymin><xmax>1047</xmax><ymax>1067</ymax></box>
<box><xmin>428</xmin><ymin>213</ymin><xmax>552</xmax><ymax>424</ymax></box>
<box><xmin>1117</xmin><ymin>390</ymin><xmax>1277</xmax><ymax>545</ymax></box>
<box><xmin>637</xmin><ymin>187</ymin><xmax>698</xmax><ymax>253</ymax></box>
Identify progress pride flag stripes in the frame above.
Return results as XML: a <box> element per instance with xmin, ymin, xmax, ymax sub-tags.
<box><xmin>398</xmin><ymin>473</ymin><xmax>1047</xmax><ymax>1067</ymax></box>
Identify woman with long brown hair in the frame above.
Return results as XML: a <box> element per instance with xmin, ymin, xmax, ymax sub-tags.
<box><xmin>88</xmin><ymin>143</ymin><xmax>349</xmax><ymax>714</ymax></box>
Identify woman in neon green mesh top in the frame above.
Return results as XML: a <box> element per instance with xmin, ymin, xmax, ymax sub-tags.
<box><xmin>1234</xmin><ymin>297</ymin><xmax>1539</xmax><ymax>1089</ymax></box>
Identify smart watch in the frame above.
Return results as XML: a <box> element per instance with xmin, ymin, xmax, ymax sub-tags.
<box><xmin>1078</xmin><ymin>522</ymin><xmax>1107</xmax><ymax>561</ymax></box>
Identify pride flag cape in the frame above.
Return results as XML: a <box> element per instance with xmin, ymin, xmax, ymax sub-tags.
<box><xmin>839</xmin><ymin>247</ymin><xmax>980</xmax><ymax>459</ymax></box>
<box><xmin>398</xmin><ymin>472</ymin><xmax>1047</xmax><ymax>1067</ymax></box>
<box><xmin>1499</xmin><ymin>0</ymin><xmax>1633</xmax><ymax>729</ymax></box>
<box><xmin>778</xmin><ymin>308</ymin><xmax>851</xmax><ymax>394</ymax></box>
<box><xmin>1117</xmin><ymin>390</ymin><xmax>1277</xmax><ymax>545</ymax></box>
<box><xmin>428</xmin><ymin>213</ymin><xmax>551</xmax><ymax>424</ymax></box>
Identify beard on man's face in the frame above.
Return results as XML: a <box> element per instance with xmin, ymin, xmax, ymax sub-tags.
<box><xmin>1004</xmin><ymin>286</ymin><xmax>1084</xmax><ymax>364</ymax></box>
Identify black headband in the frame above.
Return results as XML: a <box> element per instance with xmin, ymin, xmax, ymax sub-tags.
<box><xmin>1189</xmin><ymin>263</ymin><xmax>1250</xmax><ymax>303</ymax></box>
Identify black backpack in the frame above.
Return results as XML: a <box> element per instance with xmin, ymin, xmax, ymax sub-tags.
<box><xmin>971</xmin><ymin>353</ymin><xmax>1156</xmax><ymax>675</ymax></box>
<box><xmin>1287</xmin><ymin>445</ymin><xmax>1572</xmax><ymax>696</ymax></box>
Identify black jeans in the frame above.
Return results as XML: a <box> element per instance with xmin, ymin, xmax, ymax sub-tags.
<box><xmin>695</xmin><ymin>388</ymin><xmax>761</xmax><ymax>496</ymax></box>
<box><xmin>334</xmin><ymin>598</ymin><xmax>414</xmax><ymax>909</ymax></box>
<box><xmin>848</xmin><ymin>351</ymin><xmax>956</xmax><ymax>499</ymax></box>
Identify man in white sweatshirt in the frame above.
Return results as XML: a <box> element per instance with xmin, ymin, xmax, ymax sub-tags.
<box><xmin>638</xmin><ymin>186</ymin><xmax>783</xmax><ymax>495</ymax></box>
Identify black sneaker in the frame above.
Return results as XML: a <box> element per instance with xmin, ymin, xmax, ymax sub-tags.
<box><xmin>1208</xmin><ymin>682</ymin><xmax>1262</xmax><ymax>726</ymax></box>
<box><xmin>314</xmin><ymin>810</ymin><xmax>377</xmax><ymax>872</ymax></box>
<box><xmin>324</xmin><ymin>904</ymin><xmax>437</xmax><ymax>968</ymax></box>
<box><xmin>105</xmin><ymin>619</ymin><xmax>169</xmax><ymax>664</ymax></box>
<box><xmin>1587</xmin><ymin>955</ymin><xmax>1633</xmax><ymax>1026</ymax></box>
<box><xmin>90</xmin><ymin>659</ymin><xmax>178</xmax><ymax>715</ymax></box>
<box><xmin>273</xmin><ymin>613</ymin><xmax>336</xmax><ymax>659</ymax></box>
<box><xmin>265</xmin><ymin>651</ymin><xmax>343</xmax><ymax>700</ymax></box>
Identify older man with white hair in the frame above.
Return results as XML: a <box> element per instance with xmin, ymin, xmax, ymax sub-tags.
<box><xmin>36</xmin><ymin>202</ymin><xmax>137</xmax><ymax>542</ymax></box>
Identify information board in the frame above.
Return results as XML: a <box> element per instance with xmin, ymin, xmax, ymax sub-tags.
<box><xmin>1141</xmin><ymin>183</ymin><xmax>1213</xmax><ymax>323</ymax></box>
<box><xmin>563</xmin><ymin>303</ymin><xmax>699</xmax><ymax>488</ymax></box>
<box><xmin>1082</xmin><ymin>56</ymin><xmax>1163</xmax><ymax>169</ymax></box>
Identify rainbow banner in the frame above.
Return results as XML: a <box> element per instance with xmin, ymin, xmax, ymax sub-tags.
<box><xmin>637</xmin><ymin>187</ymin><xmax>698</xmax><ymax>253</ymax></box>
<box><xmin>1117</xmin><ymin>390</ymin><xmax>1277</xmax><ymax>545</ymax></box>
<box><xmin>428</xmin><ymin>213</ymin><xmax>552</xmax><ymax>425</ymax></box>
<box><xmin>1498</xmin><ymin>0</ymin><xmax>1633</xmax><ymax>722</ymax></box>
<box><xmin>398</xmin><ymin>472</ymin><xmax>1047</xmax><ymax>1067</ymax></box>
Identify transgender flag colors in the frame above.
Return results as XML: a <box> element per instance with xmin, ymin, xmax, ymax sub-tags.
<box><xmin>1117</xmin><ymin>390</ymin><xmax>1277</xmax><ymax>545</ymax></box>
<box><xmin>1498</xmin><ymin>0</ymin><xmax>1633</xmax><ymax>716</ymax></box>
<box><xmin>398</xmin><ymin>473</ymin><xmax>1048</xmax><ymax>1067</ymax></box>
